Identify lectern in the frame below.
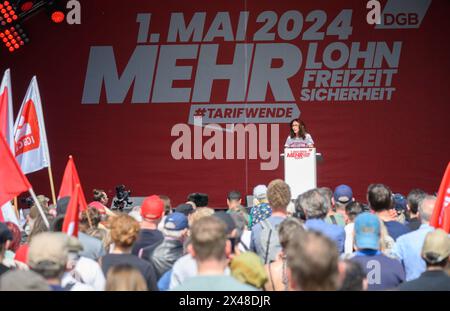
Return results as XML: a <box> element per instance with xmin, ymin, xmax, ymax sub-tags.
<box><xmin>284</xmin><ymin>147</ymin><xmax>317</xmax><ymax>199</ymax></box>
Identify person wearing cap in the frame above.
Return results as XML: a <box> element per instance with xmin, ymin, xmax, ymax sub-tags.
<box><xmin>131</xmin><ymin>195</ymin><xmax>164</xmax><ymax>256</ymax></box>
<box><xmin>27</xmin><ymin>232</ymin><xmax>74</xmax><ymax>291</ymax></box>
<box><xmin>349</xmin><ymin>213</ymin><xmax>405</xmax><ymax>290</ymax></box>
<box><xmin>393</xmin><ymin>193</ymin><xmax>408</xmax><ymax>224</ymax></box>
<box><xmin>172</xmin><ymin>216</ymin><xmax>257</xmax><ymax>291</ymax></box>
<box><xmin>141</xmin><ymin>212</ymin><xmax>189</xmax><ymax>280</ymax></box>
<box><xmin>397</xmin><ymin>229</ymin><xmax>450</xmax><ymax>291</ymax></box>
<box><xmin>326</xmin><ymin>185</ymin><xmax>354</xmax><ymax>227</ymax></box>
<box><xmin>60</xmin><ymin>236</ymin><xmax>96</xmax><ymax>291</ymax></box>
<box><xmin>248</xmin><ymin>184</ymin><xmax>272</xmax><ymax>230</ymax></box>
<box><xmin>393</xmin><ymin>195</ymin><xmax>439</xmax><ymax>281</ymax></box>
<box><xmin>367</xmin><ymin>184</ymin><xmax>410</xmax><ymax>240</ymax></box>
<box><xmin>0</xmin><ymin>222</ymin><xmax>13</xmax><ymax>277</ymax></box>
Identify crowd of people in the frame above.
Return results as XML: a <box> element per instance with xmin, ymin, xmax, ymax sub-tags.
<box><xmin>0</xmin><ymin>181</ymin><xmax>449</xmax><ymax>291</ymax></box>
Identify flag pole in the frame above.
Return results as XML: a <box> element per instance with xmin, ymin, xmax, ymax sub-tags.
<box><xmin>28</xmin><ymin>188</ymin><xmax>50</xmax><ymax>229</ymax></box>
<box><xmin>47</xmin><ymin>165</ymin><xmax>57</xmax><ymax>205</ymax></box>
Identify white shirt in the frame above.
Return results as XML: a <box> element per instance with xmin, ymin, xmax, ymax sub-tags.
<box><xmin>344</xmin><ymin>222</ymin><xmax>354</xmax><ymax>255</ymax></box>
<box><xmin>73</xmin><ymin>256</ymin><xmax>106</xmax><ymax>291</ymax></box>
<box><xmin>284</xmin><ymin>133</ymin><xmax>314</xmax><ymax>148</ymax></box>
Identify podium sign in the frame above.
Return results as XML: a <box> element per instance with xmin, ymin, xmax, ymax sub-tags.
<box><xmin>284</xmin><ymin>148</ymin><xmax>317</xmax><ymax>199</ymax></box>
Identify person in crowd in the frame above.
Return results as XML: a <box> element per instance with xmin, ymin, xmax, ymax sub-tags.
<box><xmin>284</xmin><ymin>119</ymin><xmax>314</xmax><ymax>148</ymax></box>
<box><xmin>169</xmin><ymin>207</ymin><xmax>215</xmax><ymax>290</ymax></box>
<box><xmin>405</xmin><ymin>189</ymin><xmax>427</xmax><ymax>231</ymax></box>
<box><xmin>14</xmin><ymin>205</ymin><xmax>54</xmax><ymax>264</ymax></box>
<box><xmin>142</xmin><ymin>212</ymin><xmax>189</xmax><ymax>280</ymax></box>
<box><xmin>250</xmin><ymin>179</ymin><xmax>290</xmax><ymax>263</ymax></box>
<box><xmin>300</xmin><ymin>188</ymin><xmax>345</xmax><ymax>253</ymax></box>
<box><xmin>226</xmin><ymin>190</ymin><xmax>245</xmax><ymax>215</ymax></box>
<box><xmin>248</xmin><ymin>185</ymin><xmax>272</xmax><ymax>230</ymax></box>
<box><xmin>2</xmin><ymin>222</ymin><xmax>27</xmax><ymax>269</ymax></box>
<box><xmin>326</xmin><ymin>185</ymin><xmax>354</xmax><ymax>227</ymax></box>
<box><xmin>27</xmin><ymin>232</ymin><xmax>75</xmax><ymax>291</ymax></box>
<box><xmin>293</xmin><ymin>195</ymin><xmax>307</xmax><ymax>223</ymax></box>
<box><xmin>80</xmin><ymin>208</ymin><xmax>111</xmax><ymax>251</ymax></box>
<box><xmin>157</xmin><ymin>195</ymin><xmax>173</xmax><ymax>231</ymax></box>
<box><xmin>393</xmin><ymin>193</ymin><xmax>408</xmax><ymax>224</ymax></box>
<box><xmin>393</xmin><ymin>195</ymin><xmax>437</xmax><ymax>281</ymax></box>
<box><xmin>0</xmin><ymin>222</ymin><xmax>12</xmax><ymax>277</ymax></box>
<box><xmin>230</xmin><ymin>252</ymin><xmax>267</xmax><ymax>290</ymax></box>
<box><xmin>264</xmin><ymin>217</ymin><xmax>304</xmax><ymax>291</ymax></box>
<box><xmin>131</xmin><ymin>195</ymin><xmax>164</xmax><ymax>256</ymax></box>
<box><xmin>100</xmin><ymin>214</ymin><xmax>158</xmax><ymax>291</ymax></box>
<box><xmin>0</xmin><ymin>270</ymin><xmax>50</xmax><ymax>291</ymax></box>
<box><xmin>367</xmin><ymin>184</ymin><xmax>410</xmax><ymax>240</ymax></box>
<box><xmin>230</xmin><ymin>212</ymin><xmax>251</xmax><ymax>253</ymax></box>
<box><xmin>397</xmin><ymin>229</ymin><xmax>450</xmax><ymax>291</ymax></box>
<box><xmin>60</xmin><ymin>236</ymin><xmax>95</xmax><ymax>291</ymax></box>
<box><xmin>321</xmin><ymin>187</ymin><xmax>344</xmax><ymax>227</ymax></box>
<box><xmin>286</xmin><ymin>230</ymin><xmax>340</xmax><ymax>291</ymax></box>
<box><xmin>339</xmin><ymin>259</ymin><xmax>367</xmax><ymax>291</ymax></box>
<box><xmin>105</xmin><ymin>264</ymin><xmax>148</xmax><ymax>291</ymax></box>
<box><xmin>349</xmin><ymin>213</ymin><xmax>405</xmax><ymax>290</ymax></box>
<box><xmin>172</xmin><ymin>216</ymin><xmax>257</xmax><ymax>291</ymax></box>
<box><xmin>88</xmin><ymin>189</ymin><xmax>115</xmax><ymax>217</ymax></box>
<box><xmin>343</xmin><ymin>202</ymin><xmax>364</xmax><ymax>254</ymax></box>
<box><xmin>159</xmin><ymin>195</ymin><xmax>172</xmax><ymax>216</ymax></box>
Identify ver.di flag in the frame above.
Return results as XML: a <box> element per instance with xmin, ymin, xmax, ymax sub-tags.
<box><xmin>13</xmin><ymin>76</ymin><xmax>50</xmax><ymax>174</ymax></box>
<box><xmin>0</xmin><ymin>69</ymin><xmax>20</xmax><ymax>225</ymax></box>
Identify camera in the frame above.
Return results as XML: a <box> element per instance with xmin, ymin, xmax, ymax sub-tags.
<box><xmin>112</xmin><ymin>184</ymin><xmax>133</xmax><ymax>211</ymax></box>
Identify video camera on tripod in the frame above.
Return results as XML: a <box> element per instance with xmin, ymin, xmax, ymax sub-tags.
<box><xmin>112</xmin><ymin>184</ymin><xmax>133</xmax><ymax>211</ymax></box>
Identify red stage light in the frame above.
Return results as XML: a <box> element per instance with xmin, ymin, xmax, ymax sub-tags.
<box><xmin>51</xmin><ymin>11</ymin><xmax>65</xmax><ymax>23</ymax></box>
<box><xmin>4</xmin><ymin>1</ymin><xmax>9</xmax><ymax>6</ymax></box>
<box><xmin>8</xmin><ymin>47</ymin><xmax>14</xmax><ymax>52</ymax></box>
<box><xmin>21</xmin><ymin>1</ymin><xmax>33</xmax><ymax>12</ymax></box>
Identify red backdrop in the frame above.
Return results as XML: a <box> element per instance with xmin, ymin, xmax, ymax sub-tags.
<box><xmin>1</xmin><ymin>0</ymin><xmax>449</xmax><ymax>207</ymax></box>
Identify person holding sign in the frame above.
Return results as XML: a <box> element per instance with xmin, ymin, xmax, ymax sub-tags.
<box><xmin>284</xmin><ymin>119</ymin><xmax>314</xmax><ymax>148</ymax></box>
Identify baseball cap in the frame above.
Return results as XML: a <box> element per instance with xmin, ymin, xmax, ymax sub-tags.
<box><xmin>164</xmin><ymin>212</ymin><xmax>188</xmax><ymax>231</ymax></box>
<box><xmin>0</xmin><ymin>270</ymin><xmax>50</xmax><ymax>291</ymax></box>
<box><xmin>175</xmin><ymin>203</ymin><xmax>195</xmax><ymax>216</ymax></box>
<box><xmin>27</xmin><ymin>232</ymin><xmax>70</xmax><ymax>269</ymax></box>
<box><xmin>354</xmin><ymin>213</ymin><xmax>380</xmax><ymax>250</ymax></box>
<box><xmin>230</xmin><ymin>252</ymin><xmax>268</xmax><ymax>289</ymax></box>
<box><xmin>253</xmin><ymin>185</ymin><xmax>267</xmax><ymax>201</ymax></box>
<box><xmin>393</xmin><ymin>193</ymin><xmax>407</xmax><ymax>212</ymax></box>
<box><xmin>334</xmin><ymin>185</ymin><xmax>353</xmax><ymax>203</ymax></box>
<box><xmin>140</xmin><ymin>195</ymin><xmax>164</xmax><ymax>220</ymax></box>
<box><xmin>421</xmin><ymin>229</ymin><xmax>450</xmax><ymax>264</ymax></box>
<box><xmin>0</xmin><ymin>222</ymin><xmax>12</xmax><ymax>244</ymax></box>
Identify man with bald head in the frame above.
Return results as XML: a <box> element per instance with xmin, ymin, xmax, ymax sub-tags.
<box><xmin>393</xmin><ymin>195</ymin><xmax>438</xmax><ymax>281</ymax></box>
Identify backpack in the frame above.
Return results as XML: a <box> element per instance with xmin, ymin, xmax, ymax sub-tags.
<box><xmin>259</xmin><ymin>219</ymin><xmax>282</xmax><ymax>264</ymax></box>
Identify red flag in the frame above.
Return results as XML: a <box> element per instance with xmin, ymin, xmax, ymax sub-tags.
<box><xmin>62</xmin><ymin>184</ymin><xmax>81</xmax><ymax>237</ymax></box>
<box><xmin>58</xmin><ymin>155</ymin><xmax>87</xmax><ymax>211</ymax></box>
<box><xmin>0</xmin><ymin>134</ymin><xmax>31</xmax><ymax>207</ymax></box>
<box><xmin>430</xmin><ymin>162</ymin><xmax>450</xmax><ymax>233</ymax></box>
